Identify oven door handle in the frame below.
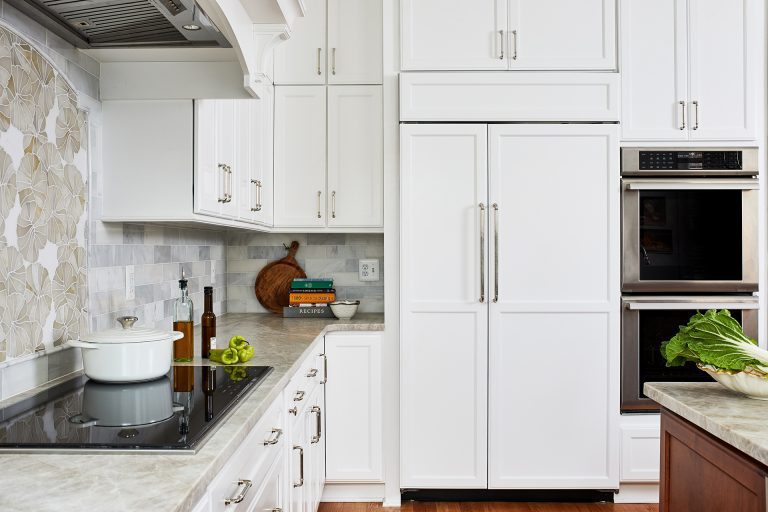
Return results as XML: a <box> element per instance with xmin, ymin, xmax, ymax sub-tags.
<box><xmin>625</xmin><ymin>302</ymin><xmax>759</xmax><ymax>311</ymax></box>
<box><xmin>624</xmin><ymin>180</ymin><xmax>758</xmax><ymax>191</ymax></box>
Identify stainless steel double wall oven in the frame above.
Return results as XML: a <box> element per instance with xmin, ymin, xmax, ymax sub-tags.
<box><xmin>620</xmin><ymin>148</ymin><xmax>759</xmax><ymax>411</ymax></box>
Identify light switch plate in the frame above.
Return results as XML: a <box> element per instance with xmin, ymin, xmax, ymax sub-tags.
<box><xmin>125</xmin><ymin>265</ymin><xmax>135</xmax><ymax>301</ymax></box>
<box><xmin>359</xmin><ymin>259</ymin><xmax>380</xmax><ymax>282</ymax></box>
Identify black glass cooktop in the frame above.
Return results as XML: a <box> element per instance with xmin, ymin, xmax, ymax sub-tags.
<box><xmin>0</xmin><ymin>365</ymin><xmax>272</xmax><ymax>452</ymax></box>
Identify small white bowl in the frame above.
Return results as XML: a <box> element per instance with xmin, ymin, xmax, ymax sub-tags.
<box><xmin>330</xmin><ymin>300</ymin><xmax>360</xmax><ymax>320</ymax></box>
<box><xmin>698</xmin><ymin>364</ymin><xmax>768</xmax><ymax>400</ymax></box>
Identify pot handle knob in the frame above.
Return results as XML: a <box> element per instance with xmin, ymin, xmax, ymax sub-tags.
<box><xmin>116</xmin><ymin>316</ymin><xmax>138</xmax><ymax>329</ymax></box>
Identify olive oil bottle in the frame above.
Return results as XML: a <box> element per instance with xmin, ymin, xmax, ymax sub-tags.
<box><xmin>173</xmin><ymin>270</ymin><xmax>194</xmax><ymax>362</ymax></box>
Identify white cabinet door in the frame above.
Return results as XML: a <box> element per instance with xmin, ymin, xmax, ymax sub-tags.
<box><xmin>245</xmin><ymin>89</ymin><xmax>275</xmax><ymax>227</ymax></box>
<box><xmin>688</xmin><ymin>0</ymin><xmax>756</xmax><ymax>140</ymax></box>
<box><xmin>195</xmin><ymin>100</ymin><xmax>222</xmax><ymax>217</ymax></box>
<box><xmin>246</xmin><ymin>452</ymin><xmax>285</xmax><ymax>512</ymax></box>
<box><xmin>507</xmin><ymin>0</ymin><xmax>616</xmax><ymax>70</ymax></box>
<box><xmin>274</xmin><ymin>86</ymin><xmax>327</xmax><ymax>227</ymax></box>
<box><xmin>620</xmin><ymin>0</ymin><xmax>689</xmax><ymax>140</ymax></box>
<box><xmin>274</xmin><ymin>0</ymin><xmax>327</xmax><ymax>84</ymax></box>
<box><xmin>401</xmin><ymin>0</ymin><xmax>507</xmax><ymax>70</ymax></box>
<box><xmin>400</xmin><ymin>124</ymin><xmax>488</xmax><ymax>488</ymax></box>
<box><xmin>236</xmin><ymin>99</ymin><xmax>255</xmax><ymax>223</ymax></box>
<box><xmin>327</xmin><ymin>86</ymin><xmax>383</xmax><ymax>228</ymax></box>
<box><xmin>216</xmin><ymin>100</ymin><xmax>237</xmax><ymax>219</ymax></box>
<box><xmin>325</xmin><ymin>332</ymin><xmax>383</xmax><ymax>482</ymax></box>
<box><xmin>306</xmin><ymin>385</ymin><xmax>325</xmax><ymax>512</ymax></box>
<box><xmin>327</xmin><ymin>0</ymin><xmax>382</xmax><ymax>84</ymax></box>
<box><xmin>487</xmin><ymin>124</ymin><xmax>619</xmax><ymax>489</ymax></box>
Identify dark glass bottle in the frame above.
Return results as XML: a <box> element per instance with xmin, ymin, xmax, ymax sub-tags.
<box><xmin>201</xmin><ymin>286</ymin><xmax>216</xmax><ymax>359</ymax></box>
<box><xmin>173</xmin><ymin>271</ymin><xmax>194</xmax><ymax>362</ymax></box>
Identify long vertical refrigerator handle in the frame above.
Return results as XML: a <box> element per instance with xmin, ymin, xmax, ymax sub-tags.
<box><xmin>479</xmin><ymin>203</ymin><xmax>486</xmax><ymax>303</ymax></box>
<box><xmin>492</xmin><ymin>203</ymin><xmax>498</xmax><ymax>303</ymax></box>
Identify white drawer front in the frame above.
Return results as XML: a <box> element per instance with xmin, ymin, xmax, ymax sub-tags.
<box><xmin>286</xmin><ymin>352</ymin><xmax>323</xmax><ymax>422</ymax></box>
<box><xmin>620</xmin><ymin>426</ymin><xmax>660</xmax><ymax>482</ymax></box>
<box><xmin>400</xmin><ymin>72</ymin><xmax>619</xmax><ymax>122</ymax></box>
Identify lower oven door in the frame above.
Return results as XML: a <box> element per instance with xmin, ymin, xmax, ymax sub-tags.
<box><xmin>621</xmin><ymin>296</ymin><xmax>759</xmax><ymax>412</ymax></box>
<box><xmin>621</xmin><ymin>178</ymin><xmax>758</xmax><ymax>292</ymax></box>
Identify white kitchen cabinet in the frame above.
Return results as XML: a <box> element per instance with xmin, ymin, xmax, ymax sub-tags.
<box><xmin>237</xmin><ymin>91</ymin><xmax>275</xmax><ymax>226</ymax></box>
<box><xmin>400</xmin><ymin>124</ymin><xmax>489</xmax><ymax>488</ymax></box>
<box><xmin>275</xmin><ymin>0</ymin><xmax>382</xmax><ymax>85</ymax></box>
<box><xmin>274</xmin><ymin>0</ymin><xmax>327</xmax><ymax>85</ymax></box>
<box><xmin>620</xmin><ymin>0</ymin><xmax>757</xmax><ymax>141</ymax></box>
<box><xmin>487</xmin><ymin>125</ymin><xmax>619</xmax><ymax>488</ymax></box>
<box><xmin>327</xmin><ymin>86</ymin><xmax>383</xmax><ymax>228</ymax></box>
<box><xmin>274</xmin><ymin>86</ymin><xmax>327</xmax><ymax>227</ymax></box>
<box><xmin>401</xmin><ymin>0</ymin><xmax>615</xmax><ymax>70</ymax></box>
<box><xmin>620</xmin><ymin>423</ymin><xmax>661</xmax><ymax>482</ymax></box>
<box><xmin>401</xmin><ymin>124</ymin><xmax>619</xmax><ymax>490</ymax></box>
<box><xmin>246</xmin><ymin>451</ymin><xmax>285</xmax><ymax>512</ymax></box>
<box><xmin>195</xmin><ymin>99</ymin><xmax>236</xmax><ymax>219</ymax></box>
<box><xmin>274</xmin><ymin>85</ymin><xmax>383</xmax><ymax>229</ymax></box>
<box><xmin>324</xmin><ymin>332</ymin><xmax>383</xmax><ymax>482</ymax></box>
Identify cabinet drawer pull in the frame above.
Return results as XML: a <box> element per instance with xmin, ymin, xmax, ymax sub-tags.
<box><xmin>257</xmin><ymin>180</ymin><xmax>262</xmax><ymax>211</ymax></box>
<box><xmin>311</xmin><ymin>405</ymin><xmax>322</xmax><ymax>444</ymax></box>
<box><xmin>293</xmin><ymin>445</ymin><xmax>304</xmax><ymax>488</ymax></box>
<box><xmin>321</xmin><ymin>353</ymin><xmax>328</xmax><ymax>384</ymax></box>
<box><xmin>511</xmin><ymin>30</ymin><xmax>518</xmax><ymax>60</ymax></box>
<box><xmin>498</xmin><ymin>30</ymin><xmax>504</xmax><ymax>60</ymax></box>
<box><xmin>288</xmin><ymin>406</ymin><xmax>298</xmax><ymax>416</ymax></box>
<box><xmin>492</xmin><ymin>203</ymin><xmax>499</xmax><ymax>303</ymax></box>
<box><xmin>224</xmin><ymin>479</ymin><xmax>252</xmax><ymax>505</ymax></box>
<box><xmin>679</xmin><ymin>100</ymin><xmax>686</xmax><ymax>130</ymax></box>
<box><xmin>317</xmin><ymin>190</ymin><xmax>322</xmax><ymax>218</ymax></box>
<box><xmin>692</xmin><ymin>100</ymin><xmax>699</xmax><ymax>130</ymax></box>
<box><xmin>306</xmin><ymin>368</ymin><xmax>318</xmax><ymax>378</ymax></box>
<box><xmin>218</xmin><ymin>164</ymin><xmax>228</xmax><ymax>203</ymax></box>
<box><xmin>331</xmin><ymin>190</ymin><xmax>336</xmax><ymax>219</ymax></box>
<box><xmin>263</xmin><ymin>428</ymin><xmax>282</xmax><ymax>445</ymax></box>
<box><xmin>331</xmin><ymin>47</ymin><xmax>337</xmax><ymax>75</ymax></box>
<box><xmin>316</xmin><ymin>48</ymin><xmax>322</xmax><ymax>75</ymax></box>
<box><xmin>479</xmin><ymin>203</ymin><xmax>486</xmax><ymax>303</ymax></box>
<box><xmin>294</xmin><ymin>390</ymin><xmax>305</xmax><ymax>402</ymax></box>
<box><xmin>250</xmin><ymin>179</ymin><xmax>259</xmax><ymax>212</ymax></box>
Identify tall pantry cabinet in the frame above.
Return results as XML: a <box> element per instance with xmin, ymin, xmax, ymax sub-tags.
<box><xmin>400</xmin><ymin>124</ymin><xmax>620</xmax><ymax>489</ymax></box>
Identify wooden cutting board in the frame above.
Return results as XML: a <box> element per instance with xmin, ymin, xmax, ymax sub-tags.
<box><xmin>254</xmin><ymin>241</ymin><xmax>307</xmax><ymax>315</ymax></box>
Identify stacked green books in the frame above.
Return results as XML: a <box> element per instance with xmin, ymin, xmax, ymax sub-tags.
<box><xmin>284</xmin><ymin>278</ymin><xmax>337</xmax><ymax>318</ymax></box>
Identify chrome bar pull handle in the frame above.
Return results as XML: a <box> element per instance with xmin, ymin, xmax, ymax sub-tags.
<box><xmin>294</xmin><ymin>390</ymin><xmax>305</xmax><ymax>402</ymax></box>
<box><xmin>293</xmin><ymin>446</ymin><xmax>304</xmax><ymax>488</ymax></box>
<box><xmin>250</xmin><ymin>179</ymin><xmax>258</xmax><ymax>212</ymax></box>
<box><xmin>498</xmin><ymin>30</ymin><xmax>504</xmax><ymax>60</ymax></box>
<box><xmin>306</xmin><ymin>368</ymin><xmax>318</xmax><ymax>378</ymax></box>
<box><xmin>263</xmin><ymin>428</ymin><xmax>283</xmax><ymax>446</ymax></box>
<box><xmin>217</xmin><ymin>164</ymin><xmax>227</xmax><ymax>202</ymax></box>
<box><xmin>331</xmin><ymin>48</ymin><xmax>337</xmax><ymax>75</ymax></box>
<box><xmin>317</xmin><ymin>48</ymin><xmax>322</xmax><ymax>75</ymax></box>
<box><xmin>321</xmin><ymin>353</ymin><xmax>328</xmax><ymax>384</ymax></box>
<box><xmin>224</xmin><ymin>479</ymin><xmax>253</xmax><ymax>505</ymax></box>
<box><xmin>479</xmin><ymin>203</ymin><xmax>486</xmax><ymax>303</ymax></box>
<box><xmin>692</xmin><ymin>100</ymin><xmax>699</xmax><ymax>130</ymax></box>
<box><xmin>311</xmin><ymin>405</ymin><xmax>322</xmax><ymax>443</ymax></box>
<box><xmin>225</xmin><ymin>165</ymin><xmax>233</xmax><ymax>203</ymax></box>
<box><xmin>317</xmin><ymin>190</ymin><xmax>322</xmax><ymax>218</ymax></box>
<box><xmin>679</xmin><ymin>101</ymin><xmax>686</xmax><ymax>130</ymax></box>
<box><xmin>511</xmin><ymin>30</ymin><xmax>518</xmax><ymax>60</ymax></box>
<box><xmin>492</xmin><ymin>203</ymin><xmax>499</xmax><ymax>303</ymax></box>
<box><xmin>331</xmin><ymin>190</ymin><xmax>336</xmax><ymax>219</ymax></box>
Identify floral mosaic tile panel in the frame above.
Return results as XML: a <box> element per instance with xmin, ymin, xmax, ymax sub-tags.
<box><xmin>0</xmin><ymin>25</ymin><xmax>88</xmax><ymax>363</ymax></box>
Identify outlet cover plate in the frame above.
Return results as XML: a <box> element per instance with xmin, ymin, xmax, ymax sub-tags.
<box><xmin>359</xmin><ymin>259</ymin><xmax>380</xmax><ymax>282</ymax></box>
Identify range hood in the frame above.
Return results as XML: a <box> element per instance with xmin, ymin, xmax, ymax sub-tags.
<box><xmin>6</xmin><ymin>0</ymin><xmax>231</xmax><ymax>48</ymax></box>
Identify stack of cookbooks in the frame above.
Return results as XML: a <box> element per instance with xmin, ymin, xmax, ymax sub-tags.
<box><xmin>283</xmin><ymin>278</ymin><xmax>337</xmax><ymax>318</ymax></box>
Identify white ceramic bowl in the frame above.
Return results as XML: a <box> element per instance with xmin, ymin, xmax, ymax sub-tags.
<box><xmin>698</xmin><ymin>364</ymin><xmax>768</xmax><ymax>400</ymax></box>
<box><xmin>330</xmin><ymin>300</ymin><xmax>360</xmax><ymax>320</ymax></box>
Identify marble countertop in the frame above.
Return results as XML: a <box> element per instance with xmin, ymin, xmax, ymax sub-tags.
<box><xmin>645</xmin><ymin>382</ymin><xmax>768</xmax><ymax>467</ymax></box>
<box><xmin>0</xmin><ymin>313</ymin><xmax>384</xmax><ymax>512</ymax></box>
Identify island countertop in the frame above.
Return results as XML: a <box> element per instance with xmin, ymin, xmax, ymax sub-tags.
<box><xmin>645</xmin><ymin>382</ymin><xmax>768</xmax><ymax>467</ymax></box>
<box><xmin>0</xmin><ymin>313</ymin><xmax>384</xmax><ymax>512</ymax></box>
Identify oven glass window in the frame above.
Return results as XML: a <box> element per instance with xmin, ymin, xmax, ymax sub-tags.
<box><xmin>638</xmin><ymin>190</ymin><xmax>742</xmax><ymax>281</ymax></box>
<box><xmin>636</xmin><ymin>308</ymin><xmax>733</xmax><ymax>395</ymax></box>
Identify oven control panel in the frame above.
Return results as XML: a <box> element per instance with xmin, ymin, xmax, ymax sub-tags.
<box><xmin>638</xmin><ymin>150</ymin><xmax>742</xmax><ymax>170</ymax></box>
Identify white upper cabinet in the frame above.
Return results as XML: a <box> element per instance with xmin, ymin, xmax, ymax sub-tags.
<box><xmin>327</xmin><ymin>86</ymin><xmax>383</xmax><ymax>228</ymax></box>
<box><xmin>620</xmin><ymin>0</ymin><xmax>688</xmax><ymax>141</ymax></box>
<box><xmin>621</xmin><ymin>0</ymin><xmax>757</xmax><ymax>141</ymax></box>
<box><xmin>195</xmin><ymin>99</ymin><xmax>236</xmax><ymax>219</ymax></box>
<box><xmin>401</xmin><ymin>0</ymin><xmax>508</xmax><ymax>71</ymax></box>
<box><xmin>327</xmin><ymin>0</ymin><xmax>383</xmax><ymax>84</ymax></box>
<box><xmin>274</xmin><ymin>0</ymin><xmax>327</xmax><ymax>85</ymax></box>
<box><xmin>401</xmin><ymin>0</ymin><xmax>616</xmax><ymax>70</ymax></box>
<box><xmin>688</xmin><ymin>0</ymin><xmax>755</xmax><ymax>140</ymax></box>
<box><xmin>275</xmin><ymin>0</ymin><xmax>382</xmax><ymax>85</ymax></box>
<box><xmin>274</xmin><ymin>86</ymin><xmax>327</xmax><ymax>227</ymax></box>
<box><xmin>236</xmin><ymin>95</ymin><xmax>274</xmax><ymax>227</ymax></box>
<box><xmin>507</xmin><ymin>0</ymin><xmax>616</xmax><ymax>69</ymax></box>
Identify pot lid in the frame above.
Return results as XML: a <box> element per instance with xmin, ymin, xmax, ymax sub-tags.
<box><xmin>80</xmin><ymin>316</ymin><xmax>178</xmax><ymax>344</ymax></box>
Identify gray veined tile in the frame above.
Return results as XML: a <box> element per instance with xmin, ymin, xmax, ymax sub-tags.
<box><xmin>122</xmin><ymin>224</ymin><xmax>145</xmax><ymax>245</ymax></box>
<box><xmin>307</xmin><ymin>233</ymin><xmax>347</xmax><ymax>246</ymax></box>
<box><xmin>198</xmin><ymin>246</ymin><xmax>211</xmax><ymax>261</ymax></box>
<box><xmin>154</xmin><ymin>245</ymin><xmax>171</xmax><ymax>264</ymax></box>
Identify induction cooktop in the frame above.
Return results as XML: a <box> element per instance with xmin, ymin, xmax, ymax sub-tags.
<box><xmin>0</xmin><ymin>365</ymin><xmax>273</xmax><ymax>453</ymax></box>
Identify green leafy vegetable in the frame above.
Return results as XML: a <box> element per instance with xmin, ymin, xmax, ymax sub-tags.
<box><xmin>661</xmin><ymin>309</ymin><xmax>768</xmax><ymax>375</ymax></box>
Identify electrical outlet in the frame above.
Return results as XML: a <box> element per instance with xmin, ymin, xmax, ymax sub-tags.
<box><xmin>211</xmin><ymin>260</ymin><xmax>217</xmax><ymax>284</ymax></box>
<box><xmin>359</xmin><ymin>259</ymin><xmax>380</xmax><ymax>282</ymax></box>
<box><xmin>125</xmin><ymin>265</ymin><xmax>135</xmax><ymax>301</ymax></box>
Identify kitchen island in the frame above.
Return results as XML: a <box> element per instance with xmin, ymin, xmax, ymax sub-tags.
<box><xmin>645</xmin><ymin>382</ymin><xmax>768</xmax><ymax>512</ymax></box>
<box><xmin>0</xmin><ymin>313</ymin><xmax>383</xmax><ymax>512</ymax></box>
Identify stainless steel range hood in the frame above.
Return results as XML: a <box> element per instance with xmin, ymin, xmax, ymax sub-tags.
<box><xmin>6</xmin><ymin>0</ymin><xmax>231</xmax><ymax>48</ymax></box>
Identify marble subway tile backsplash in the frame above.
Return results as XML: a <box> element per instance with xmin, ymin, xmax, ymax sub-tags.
<box><xmin>227</xmin><ymin>233</ymin><xmax>384</xmax><ymax>314</ymax></box>
<box><xmin>88</xmin><ymin>224</ymin><xmax>227</xmax><ymax>332</ymax></box>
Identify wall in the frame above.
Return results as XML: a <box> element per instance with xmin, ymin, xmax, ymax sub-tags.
<box><xmin>227</xmin><ymin>233</ymin><xmax>384</xmax><ymax>313</ymax></box>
